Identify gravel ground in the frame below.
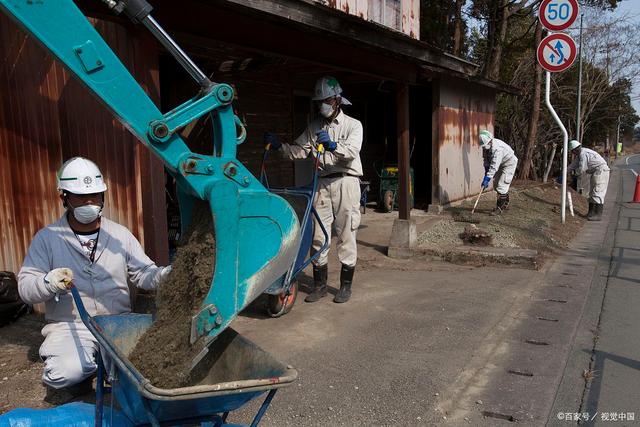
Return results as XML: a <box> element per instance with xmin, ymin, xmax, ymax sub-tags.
<box><xmin>418</xmin><ymin>219</ymin><xmax>519</xmax><ymax>248</ymax></box>
<box><xmin>418</xmin><ymin>182</ymin><xmax>588</xmax><ymax>256</ymax></box>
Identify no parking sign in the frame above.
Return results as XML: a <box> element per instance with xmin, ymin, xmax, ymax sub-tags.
<box><xmin>537</xmin><ymin>33</ymin><xmax>577</xmax><ymax>73</ymax></box>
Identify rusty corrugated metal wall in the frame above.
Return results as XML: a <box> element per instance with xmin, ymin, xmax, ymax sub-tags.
<box><xmin>401</xmin><ymin>0</ymin><xmax>419</xmax><ymax>39</ymax></box>
<box><xmin>0</xmin><ymin>15</ymin><xmax>164</xmax><ymax>274</ymax></box>
<box><xmin>328</xmin><ymin>0</ymin><xmax>419</xmax><ymax>39</ymax></box>
<box><xmin>432</xmin><ymin>77</ymin><xmax>495</xmax><ymax>205</ymax></box>
<box><xmin>335</xmin><ymin>0</ymin><xmax>368</xmax><ymax>18</ymax></box>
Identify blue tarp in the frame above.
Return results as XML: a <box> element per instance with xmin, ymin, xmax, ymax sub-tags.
<box><xmin>0</xmin><ymin>402</ymin><xmax>132</xmax><ymax>427</ymax></box>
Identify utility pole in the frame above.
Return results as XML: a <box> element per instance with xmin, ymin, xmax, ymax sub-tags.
<box><xmin>576</xmin><ymin>13</ymin><xmax>583</xmax><ymax>141</ymax></box>
<box><xmin>599</xmin><ymin>42</ymin><xmax>619</xmax><ymax>152</ymax></box>
<box><xmin>616</xmin><ymin>114</ymin><xmax>621</xmax><ymax>158</ymax></box>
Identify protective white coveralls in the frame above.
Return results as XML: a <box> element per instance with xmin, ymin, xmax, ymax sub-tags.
<box><xmin>484</xmin><ymin>138</ymin><xmax>519</xmax><ymax>195</ymax></box>
<box><xmin>18</xmin><ymin>215</ymin><xmax>167</xmax><ymax>388</ymax></box>
<box><xmin>567</xmin><ymin>147</ymin><xmax>610</xmax><ymax>204</ymax></box>
<box><xmin>281</xmin><ymin>109</ymin><xmax>363</xmax><ymax>268</ymax></box>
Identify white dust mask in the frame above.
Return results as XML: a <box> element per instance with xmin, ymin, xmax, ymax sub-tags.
<box><xmin>319</xmin><ymin>102</ymin><xmax>334</xmax><ymax>118</ymax></box>
<box><xmin>73</xmin><ymin>204</ymin><xmax>102</xmax><ymax>224</ymax></box>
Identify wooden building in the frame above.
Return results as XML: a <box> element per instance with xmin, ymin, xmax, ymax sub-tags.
<box><xmin>0</xmin><ymin>0</ymin><xmax>505</xmax><ymax>272</ymax></box>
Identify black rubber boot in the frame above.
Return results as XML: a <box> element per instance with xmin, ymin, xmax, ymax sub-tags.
<box><xmin>305</xmin><ymin>264</ymin><xmax>328</xmax><ymax>303</ymax></box>
<box><xmin>490</xmin><ymin>193</ymin><xmax>508</xmax><ymax>216</ymax></box>
<box><xmin>587</xmin><ymin>202</ymin><xmax>595</xmax><ymax>219</ymax></box>
<box><xmin>588</xmin><ymin>204</ymin><xmax>603</xmax><ymax>222</ymax></box>
<box><xmin>334</xmin><ymin>264</ymin><xmax>355</xmax><ymax>303</ymax></box>
<box><xmin>44</xmin><ymin>377</ymin><xmax>93</xmax><ymax>405</ymax></box>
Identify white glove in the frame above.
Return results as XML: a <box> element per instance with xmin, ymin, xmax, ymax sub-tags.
<box><xmin>159</xmin><ymin>266</ymin><xmax>172</xmax><ymax>283</ymax></box>
<box><xmin>44</xmin><ymin>268</ymin><xmax>74</xmax><ymax>294</ymax></box>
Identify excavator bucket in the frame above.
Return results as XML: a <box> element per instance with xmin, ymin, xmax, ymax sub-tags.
<box><xmin>0</xmin><ymin>0</ymin><xmax>301</xmax><ymax>346</ymax></box>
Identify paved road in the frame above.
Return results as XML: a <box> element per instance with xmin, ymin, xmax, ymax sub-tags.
<box><xmin>550</xmin><ymin>155</ymin><xmax>640</xmax><ymax>426</ymax></box>
<box><xmin>223</xmin><ymin>157</ymin><xmax>639</xmax><ymax>427</ymax></box>
<box><xmin>581</xmin><ymin>155</ymin><xmax>640</xmax><ymax>426</ymax></box>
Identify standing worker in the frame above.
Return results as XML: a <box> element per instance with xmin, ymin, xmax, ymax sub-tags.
<box><xmin>566</xmin><ymin>140</ymin><xmax>610</xmax><ymax>221</ymax></box>
<box><xmin>18</xmin><ymin>157</ymin><xmax>171</xmax><ymax>396</ymax></box>
<box><xmin>479</xmin><ymin>130</ymin><xmax>519</xmax><ymax>215</ymax></box>
<box><xmin>264</xmin><ymin>76</ymin><xmax>363</xmax><ymax>304</ymax></box>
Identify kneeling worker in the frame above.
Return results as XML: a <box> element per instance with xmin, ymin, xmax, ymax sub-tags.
<box><xmin>264</xmin><ymin>76</ymin><xmax>363</xmax><ymax>304</ymax></box>
<box><xmin>567</xmin><ymin>140</ymin><xmax>610</xmax><ymax>221</ymax></box>
<box><xmin>479</xmin><ymin>130</ymin><xmax>519</xmax><ymax>215</ymax></box>
<box><xmin>18</xmin><ymin>157</ymin><xmax>170</xmax><ymax>392</ymax></box>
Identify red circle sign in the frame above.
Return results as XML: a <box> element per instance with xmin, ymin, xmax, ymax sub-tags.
<box><xmin>537</xmin><ymin>33</ymin><xmax>577</xmax><ymax>73</ymax></box>
<box><xmin>539</xmin><ymin>0</ymin><xmax>579</xmax><ymax>31</ymax></box>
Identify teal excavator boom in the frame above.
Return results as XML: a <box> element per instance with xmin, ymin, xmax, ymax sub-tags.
<box><xmin>0</xmin><ymin>0</ymin><xmax>301</xmax><ymax>352</ymax></box>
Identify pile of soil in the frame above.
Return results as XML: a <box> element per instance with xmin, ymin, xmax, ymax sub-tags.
<box><xmin>128</xmin><ymin>203</ymin><xmax>215</xmax><ymax>389</ymax></box>
<box><xmin>460</xmin><ymin>224</ymin><xmax>492</xmax><ymax>246</ymax></box>
<box><xmin>418</xmin><ymin>182</ymin><xmax>588</xmax><ymax>259</ymax></box>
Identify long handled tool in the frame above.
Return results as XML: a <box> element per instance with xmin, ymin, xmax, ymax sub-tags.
<box><xmin>471</xmin><ymin>187</ymin><xmax>485</xmax><ymax>215</ymax></box>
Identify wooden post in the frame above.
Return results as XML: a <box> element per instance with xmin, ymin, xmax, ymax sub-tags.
<box><xmin>397</xmin><ymin>83</ymin><xmax>411</xmax><ymax>220</ymax></box>
<box><xmin>388</xmin><ymin>83</ymin><xmax>417</xmax><ymax>259</ymax></box>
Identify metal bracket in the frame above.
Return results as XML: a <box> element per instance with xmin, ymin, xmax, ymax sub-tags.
<box><xmin>190</xmin><ymin>304</ymin><xmax>222</xmax><ymax>344</ymax></box>
<box><xmin>180</xmin><ymin>156</ymin><xmax>214</xmax><ymax>175</ymax></box>
<box><xmin>148</xmin><ymin>84</ymin><xmax>234</xmax><ymax>143</ymax></box>
<box><xmin>73</xmin><ymin>40</ymin><xmax>105</xmax><ymax>73</ymax></box>
<box><xmin>224</xmin><ymin>162</ymin><xmax>251</xmax><ymax>187</ymax></box>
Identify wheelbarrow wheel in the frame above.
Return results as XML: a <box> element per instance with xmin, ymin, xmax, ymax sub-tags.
<box><xmin>267</xmin><ymin>282</ymin><xmax>298</xmax><ymax>318</ymax></box>
<box><xmin>382</xmin><ymin>190</ymin><xmax>394</xmax><ymax>212</ymax></box>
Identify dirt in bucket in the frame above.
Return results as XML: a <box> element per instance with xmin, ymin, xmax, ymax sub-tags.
<box><xmin>128</xmin><ymin>202</ymin><xmax>215</xmax><ymax>389</ymax></box>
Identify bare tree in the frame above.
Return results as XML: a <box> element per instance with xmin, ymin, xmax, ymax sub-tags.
<box><xmin>574</xmin><ymin>13</ymin><xmax>640</xmax><ymax>145</ymax></box>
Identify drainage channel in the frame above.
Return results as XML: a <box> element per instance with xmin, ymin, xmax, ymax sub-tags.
<box><xmin>482</xmin><ymin>411</ymin><xmax>518</xmax><ymax>422</ymax></box>
<box><xmin>525</xmin><ymin>339</ymin><xmax>550</xmax><ymax>345</ymax></box>
<box><xmin>507</xmin><ymin>369</ymin><xmax>534</xmax><ymax>377</ymax></box>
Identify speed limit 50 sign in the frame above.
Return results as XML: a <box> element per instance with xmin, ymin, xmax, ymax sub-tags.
<box><xmin>539</xmin><ymin>0</ymin><xmax>579</xmax><ymax>31</ymax></box>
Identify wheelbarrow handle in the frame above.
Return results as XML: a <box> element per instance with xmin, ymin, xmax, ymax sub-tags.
<box><xmin>70</xmin><ymin>286</ymin><xmax>92</xmax><ymax>327</ymax></box>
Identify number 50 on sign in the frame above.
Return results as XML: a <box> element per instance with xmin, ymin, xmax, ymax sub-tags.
<box><xmin>539</xmin><ymin>0</ymin><xmax>579</xmax><ymax>31</ymax></box>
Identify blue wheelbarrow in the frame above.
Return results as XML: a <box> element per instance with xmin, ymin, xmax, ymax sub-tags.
<box><xmin>260</xmin><ymin>145</ymin><xmax>329</xmax><ymax>317</ymax></box>
<box><xmin>52</xmin><ymin>286</ymin><xmax>299</xmax><ymax>427</ymax></box>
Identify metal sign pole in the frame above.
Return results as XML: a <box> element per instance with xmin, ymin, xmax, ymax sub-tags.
<box><xmin>545</xmin><ymin>71</ymin><xmax>568</xmax><ymax>223</ymax></box>
<box><xmin>576</xmin><ymin>13</ymin><xmax>583</xmax><ymax>140</ymax></box>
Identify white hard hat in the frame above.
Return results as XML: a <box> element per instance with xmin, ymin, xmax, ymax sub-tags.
<box><xmin>479</xmin><ymin>130</ymin><xmax>493</xmax><ymax>148</ymax></box>
<box><xmin>57</xmin><ymin>157</ymin><xmax>107</xmax><ymax>194</ymax></box>
<box><xmin>569</xmin><ymin>140</ymin><xmax>581</xmax><ymax>151</ymax></box>
<box><xmin>312</xmin><ymin>76</ymin><xmax>352</xmax><ymax>105</ymax></box>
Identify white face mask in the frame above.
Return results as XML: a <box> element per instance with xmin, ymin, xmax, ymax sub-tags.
<box><xmin>73</xmin><ymin>204</ymin><xmax>102</xmax><ymax>224</ymax></box>
<box><xmin>319</xmin><ymin>102</ymin><xmax>334</xmax><ymax>118</ymax></box>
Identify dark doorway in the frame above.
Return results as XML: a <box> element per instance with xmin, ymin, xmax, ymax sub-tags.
<box><xmin>410</xmin><ymin>85</ymin><xmax>433</xmax><ymax>208</ymax></box>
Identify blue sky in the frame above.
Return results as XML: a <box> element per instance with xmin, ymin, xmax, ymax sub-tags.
<box><xmin>615</xmin><ymin>0</ymin><xmax>640</xmax><ymax>16</ymax></box>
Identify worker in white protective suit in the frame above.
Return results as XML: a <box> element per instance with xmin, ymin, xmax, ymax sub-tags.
<box><xmin>479</xmin><ymin>130</ymin><xmax>519</xmax><ymax>215</ymax></box>
<box><xmin>263</xmin><ymin>76</ymin><xmax>362</xmax><ymax>304</ymax></box>
<box><xmin>566</xmin><ymin>140</ymin><xmax>610</xmax><ymax>221</ymax></box>
<box><xmin>18</xmin><ymin>157</ymin><xmax>170</xmax><ymax>397</ymax></box>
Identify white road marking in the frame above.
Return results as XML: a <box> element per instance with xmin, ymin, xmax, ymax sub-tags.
<box><xmin>625</xmin><ymin>154</ymin><xmax>640</xmax><ymax>176</ymax></box>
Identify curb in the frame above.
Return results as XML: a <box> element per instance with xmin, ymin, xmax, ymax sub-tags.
<box><xmin>412</xmin><ymin>245</ymin><xmax>539</xmax><ymax>269</ymax></box>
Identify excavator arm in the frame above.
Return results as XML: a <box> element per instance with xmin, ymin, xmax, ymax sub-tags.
<box><xmin>0</xmin><ymin>0</ymin><xmax>301</xmax><ymax>347</ymax></box>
